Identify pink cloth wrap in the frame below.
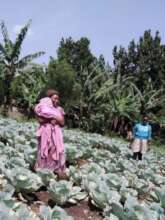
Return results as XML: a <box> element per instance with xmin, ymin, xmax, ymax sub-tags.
<box><xmin>34</xmin><ymin>98</ymin><xmax>63</xmax><ymax>121</ymax></box>
<box><xmin>34</xmin><ymin>98</ymin><xmax>65</xmax><ymax>172</ymax></box>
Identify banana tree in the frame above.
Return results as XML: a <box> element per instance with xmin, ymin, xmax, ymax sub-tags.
<box><xmin>134</xmin><ymin>78</ymin><xmax>164</xmax><ymax>115</ymax></box>
<box><xmin>0</xmin><ymin>20</ymin><xmax>45</xmax><ymax>114</ymax></box>
<box><xmin>94</xmin><ymin>73</ymin><xmax>141</xmax><ymax>134</ymax></box>
<box><xmin>10</xmin><ymin>64</ymin><xmax>46</xmax><ymax>116</ymax></box>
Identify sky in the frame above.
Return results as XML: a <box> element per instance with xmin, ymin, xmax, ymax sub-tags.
<box><xmin>0</xmin><ymin>0</ymin><xmax>165</xmax><ymax>66</ymax></box>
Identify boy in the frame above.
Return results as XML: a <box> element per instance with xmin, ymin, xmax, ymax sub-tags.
<box><xmin>132</xmin><ymin>116</ymin><xmax>152</xmax><ymax>160</ymax></box>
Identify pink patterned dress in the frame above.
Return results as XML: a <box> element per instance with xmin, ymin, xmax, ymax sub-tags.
<box><xmin>34</xmin><ymin>98</ymin><xmax>65</xmax><ymax>172</ymax></box>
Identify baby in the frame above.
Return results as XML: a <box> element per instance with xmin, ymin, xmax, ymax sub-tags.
<box><xmin>34</xmin><ymin>97</ymin><xmax>63</xmax><ymax>124</ymax></box>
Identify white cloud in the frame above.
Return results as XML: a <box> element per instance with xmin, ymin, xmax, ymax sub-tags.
<box><xmin>13</xmin><ymin>24</ymin><xmax>34</xmax><ymax>37</ymax></box>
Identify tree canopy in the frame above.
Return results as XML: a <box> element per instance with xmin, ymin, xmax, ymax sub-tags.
<box><xmin>0</xmin><ymin>21</ymin><xmax>164</xmax><ymax>137</ymax></box>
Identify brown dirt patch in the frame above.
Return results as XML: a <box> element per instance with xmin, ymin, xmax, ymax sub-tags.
<box><xmin>8</xmin><ymin>106</ymin><xmax>24</xmax><ymax>120</ymax></box>
<box><xmin>77</xmin><ymin>158</ymin><xmax>89</xmax><ymax>168</ymax></box>
<box><xmin>65</xmin><ymin>200</ymin><xmax>103</xmax><ymax>220</ymax></box>
<box><xmin>30</xmin><ymin>191</ymin><xmax>51</xmax><ymax>216</ymax></box>
<box><xmin>30</xmin><ymin>203</ymin><xmax>40</xmax><ymax>215</ymax></box>
<box><xmin>31</xmin><ymin>191</ymin><xmax>104</xmax><ymax>220</ymax></box>
<box><xmin>35</xmin><ymin>191</ymin><xmax>51</xmax><ymax>203</ymax></box>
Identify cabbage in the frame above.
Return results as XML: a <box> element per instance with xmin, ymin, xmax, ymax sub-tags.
<box><xmin>155</xmin><ymin>187</ymin><xmax>165</xmax><ymax>209</ymax></box>
<box><xmin>69</xmin><ymin>166</ymin><xmax>82</xmax><ymax>185</ymax></box>
<box><xmin>0</xmin><ymin>118</ymin><xmax>164</xmax><ymax>219</ymax></box>
<box><xmin>105</xmin><ymin>173</ymin><xmax>122</xmax><ymax>190</ymax></box>
<box><xmin>40</xmin><ymin>205</ymin><xmax>74</xmax><ymax>220</ymax></box>
<box><xmin>0</xmin><ymin>201</ymin><xmax>39</xmax><ymax>220</ymax></box>
<box><xmin>124</xmin><ymin>196</ymin><xmax>159</xmax><ymax>220</ymax></box>
<box><xmin>65</xmin><ymin>144</ymin><xmax>84</xmax><ymax>164</ymax></box>
<box><xmin>48</xmin><ymin>180</ymin><xmax>87</xmax><ymax>205</ymax></box>
<box><xmin>4</xmin><ymin>167</ymin><xmax>43</xmax><ymax>193</ymax></box>
<box><xmin>37</xmin><ymin>169</ymin><xmax>56</xmax><ymax>186</ymax></box>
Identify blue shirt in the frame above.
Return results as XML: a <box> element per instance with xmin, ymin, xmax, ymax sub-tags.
<box><xmin>133</xmin><ymin>123</ymin><xmax>152</xmax><ymax>140</ymax></box>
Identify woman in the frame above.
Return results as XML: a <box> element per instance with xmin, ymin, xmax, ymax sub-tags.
<box><xmin>34</xmin><ymin>89</ymin><xmax>65</xmax><ymax>174</ymax></box>
<box><xmin>131</xmin><ymin>116</ymin><xmax>152</xmax><ymax>160</ymax></box>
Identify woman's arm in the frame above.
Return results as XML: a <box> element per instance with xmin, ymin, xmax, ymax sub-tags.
<box><xmin>58</xmin><ymin>117</ymin><xmax>65</xmax><ymax>127</ymax></box>
<box><xmin>34</xmin><ymin>104</ymin><xmax>63</xmax><ymax>122</ymax></box>
<box><xmin>36</xmin><ymin>116</ymin><xmax>51</xmax><ymax>124</ymax></box>
<box><xmin>55</xmin><ymin>107</ymin><xmax>65</xmax><ymax>127</ymax></box>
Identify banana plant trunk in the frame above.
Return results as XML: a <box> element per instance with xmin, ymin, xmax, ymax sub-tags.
<box><xmin>3</xmin><ymin>69</ymin><xmax>14</xmax><ymax>116</ymax></box>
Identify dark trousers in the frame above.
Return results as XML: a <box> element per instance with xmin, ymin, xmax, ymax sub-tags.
<box><xmin>133</xmin><ymin>152</ymin><xmax>142</xmax><ymax>160</ymax></box>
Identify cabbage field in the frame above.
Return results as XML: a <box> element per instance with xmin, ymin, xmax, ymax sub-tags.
<box><xmin>0</xmin><ymin>118</ymin><xmax>164</xmax><ymax>220</ymax></box>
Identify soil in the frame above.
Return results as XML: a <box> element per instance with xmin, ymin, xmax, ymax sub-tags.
<box><xmin>35</xmin><ymin>191</ymin><xmax>51</xmax><ymax>203</ymax></box>
<box><xmin>30</xmin><ymin>202</ymin><xmax>41</xmax><ymax>215</ymax></box>
<box><xmin>65</xmin><ymin>200</ymin><xmax>103</xmax><ymax>220</ymax></box>
<box><xmin>77</xmin><ymin>158</ymin><xmax>89</xmax><ymax>168</ymax></box>
<box><xmin>7</xmin><ymin>106</ymin><xmax>24</xmax><ymax>120</ymax></box>
<box><xmin>30</xmin><ymin>191</ymin><xmax>51</xmax><ymax>215</ymax></box>
<box><xmin>30</xmin><ymin>191</ymin><xmax>104</xmax><ymax>220</ymax></box>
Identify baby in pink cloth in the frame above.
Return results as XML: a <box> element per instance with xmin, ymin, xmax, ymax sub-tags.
<box><xmin>35</xmin><ymin>97</ymin><xmax>63</xmax><ymax>122</ymax></box>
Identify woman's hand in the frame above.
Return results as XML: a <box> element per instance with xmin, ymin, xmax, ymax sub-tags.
<box><xmin>59</xmin><ymin>118</ymin><xmax>65</xmax><ymax>127</ymax></box>
<box><xmin>37</xmin><ymin>116</ymin><xmax>48</xmax><ymax>124</ymax></box>
<box><xmin>51</xmin><ymin>119</ymin><xmax>57</xmax><ymax>125</ymax></box>
<box><xmin>58</xmin><ymin>107</ymin><xmax>65</xmax><ymax>127</ymax></box>
<box><xmin>53</xmin><ymin>118</ymin><xmax>64</xmax><ymax>127</ymax></box>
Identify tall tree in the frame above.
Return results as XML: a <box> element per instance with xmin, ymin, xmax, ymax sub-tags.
<box><xmin>57</xmin><ymin>37</ymin><xmax>96</xmax><ymax>84</ymax></box>
<box><xmin>112</xmin><ymin>30</ymin><xmax>165</xmax><ymax>119</ymax></box>
<box><xmin>47</xmin><ymin>58</ymin><xmax>77</xmax><ymax>108</ymax></box>
<box><xmin>0</xmin><ymin>20</ymin><xmax>45</xmax><ymax>111</ymax></box>
<box><xmin>97</xmin><ymin>54</ymin><xmax>106</xmax><ymax>71</ymax></box>
<box><xmin>113</xmin><ymin>30</ymin><xmax>165</xmax><ymax>91</ymax></box>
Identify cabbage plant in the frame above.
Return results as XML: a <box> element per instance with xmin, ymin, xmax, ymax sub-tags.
<box><xmin>39</xmin><ymin>205</ymin><xmax>74</xmax><ymax>220</ymax></box>
<box><xmin>48</xmin><ymin>180</ymin><xmax>87</xmax><ymax>205</ymax></box>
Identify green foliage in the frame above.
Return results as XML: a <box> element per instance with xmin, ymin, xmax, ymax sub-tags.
<box><xmin>40</xmin><ymin>205</ymin><xmax>74</xmax><ymax>220</ymax></box>
<box><xmin>62</xmin><ymin>30</ymin><xmax>165</xmax><ymax>134</ymax></box>
<box><xmin>48</xmin><ymin>180</ymin><xmax>87</xmax><ymax>205</ymax></box>
<box><xmin>57</xmin><ymin>37</ymin><xmax>96</xmax><ymax>83</ymax></box>
<box><xmin>0</xmin><ymin>23</ymin><xmax>164</xmax><ymax>137</ymax></box>
<box><xmin>47</xmin><ymin>59</ymin><xmax>79</xmax><ymax>108</ymax></box>
<box><xmin>113</xmin><ymin>30</ymin><xmax>165</xmax><ymax>115</ymax></box>
<box><xmin>10</xmin><ymin>64</ymin><xmax>46</xmax><ymax>114</ymax></box>
<box><xmin>0</xmin><ymin>20</ymin><xmax>44</xmax><ymax>110</ymax></box>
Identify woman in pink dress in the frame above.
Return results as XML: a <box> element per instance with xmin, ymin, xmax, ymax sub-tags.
<box><xmin>34</xmin><ymin>90</ymin><xmax>65</xmax><ymax>174</ymax></box>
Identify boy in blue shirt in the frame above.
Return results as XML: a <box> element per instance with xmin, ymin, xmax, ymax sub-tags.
<box><xmin>132</xmin><ymin>116</ymin><xmax>152</xmax><ymax>160</ymax></box>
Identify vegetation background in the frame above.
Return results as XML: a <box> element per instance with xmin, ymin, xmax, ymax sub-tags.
<box><xmin>0</xmin><ymin>20</ymin><xmax>165</xmax><ymax>146</ymax></box>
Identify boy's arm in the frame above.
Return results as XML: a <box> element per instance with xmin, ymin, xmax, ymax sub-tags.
<box><xmin>148</xmin><ymin>125</ymin><xmax>152</xmax><ymax>141</ymax></box>
<box><xmin>133</xmin><ymin>124</ymin><xmax>137</xmax><ymax>138</ymax></box>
